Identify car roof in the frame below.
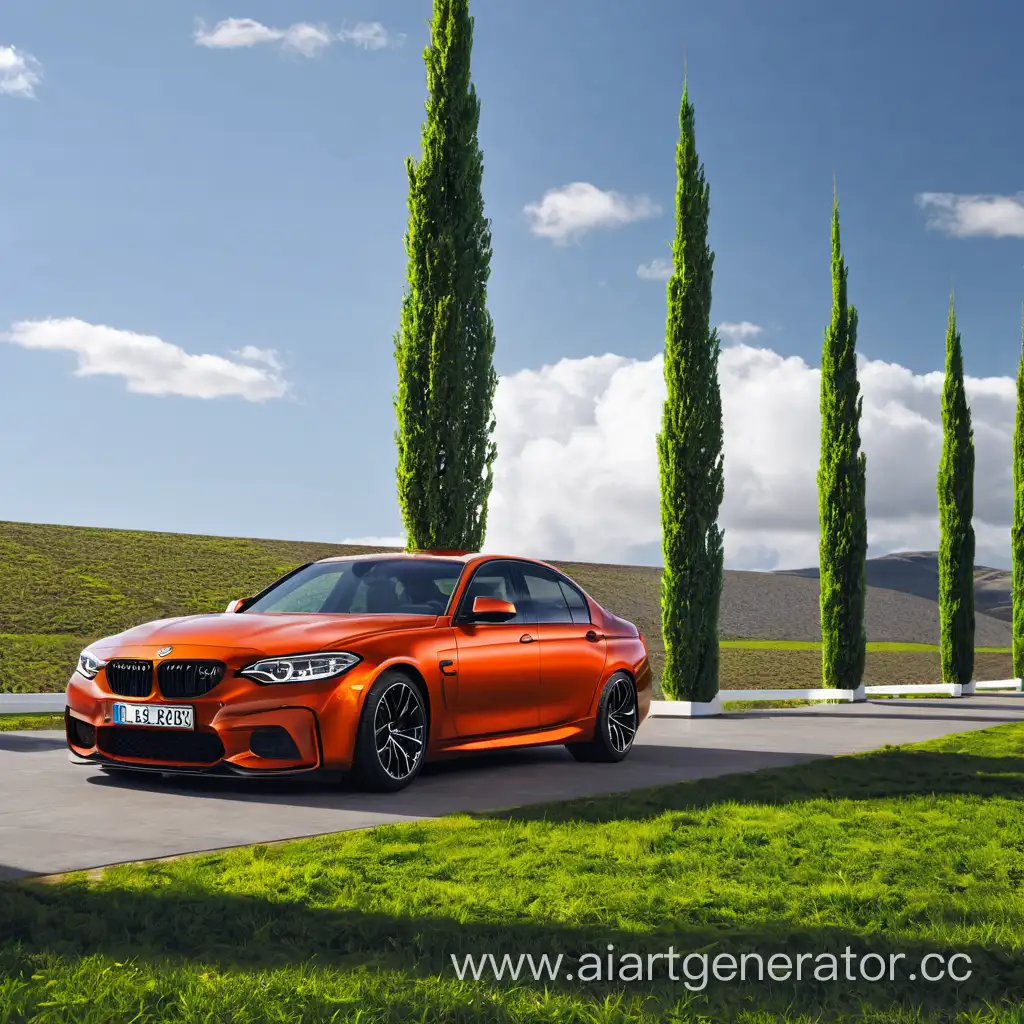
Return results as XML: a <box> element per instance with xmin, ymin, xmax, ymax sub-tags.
<box><xmin>314</xmin><ymin>551</ymin><xmax>554</xmax><ymax>569</ymax></box>
<box><xmin>316</xmin><ymin>551</ymin><xmax>475</xmax><ymax>564</ymax></box>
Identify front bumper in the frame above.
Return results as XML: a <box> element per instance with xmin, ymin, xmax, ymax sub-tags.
<box><xmin>67</xmin><ymin>741</ymin><xmax>320</xmax><ymax>777</ymax></box>
<box><xmin>64</xmin><ymin>656</ymin><xmax>369</xmax><ymax>773</ymax></box>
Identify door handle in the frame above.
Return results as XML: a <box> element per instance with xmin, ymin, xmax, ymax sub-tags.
<box><xmin>585</xmin><ymin>630</ymin><xmax>604</xmax><ymax>643</ymax></box>
<box><xmin>520</xmin><ymin>634</ymin><xmax>535</xmax><ymax>643</ymax></box>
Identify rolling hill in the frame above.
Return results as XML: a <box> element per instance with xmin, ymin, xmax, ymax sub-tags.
<box><xmin>0</xmin><ymin>521</ymin><xmax>1012</xmax><ymax>694</ymax></box>
<box><xmin>779</xmin><ymin>551</ymin><xmax>1013</xmax><ymax>623</ymax></box>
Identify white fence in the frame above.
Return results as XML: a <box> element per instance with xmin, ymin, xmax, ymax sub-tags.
<box><xmin>0</xmin><ymin>693</ymin><xmax>66</xmax><ymax>714</ymax></box>
<box><xmin>647</xmin><ymin>678</ymin><xmax>1023</xmax><ymax>717</ymax></box>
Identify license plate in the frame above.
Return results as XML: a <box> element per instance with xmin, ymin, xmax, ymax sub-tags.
<box><xmin>112</xmin><ymin>703</ymin><xmax>194</xmax><ymax>729</ymax></box>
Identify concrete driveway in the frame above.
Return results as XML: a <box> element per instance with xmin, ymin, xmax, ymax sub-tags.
<box><xmin>2</xmin><ymin>695</ymin><xmax>1022</xmax><ymax>881</ymax></box>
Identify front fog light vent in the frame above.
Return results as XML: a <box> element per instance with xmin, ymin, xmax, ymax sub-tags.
<box><xmin>67</xmin><ymin>715</ymin><xmax>96</xmax><ymax>749</ymax></box>
<box><xmin>249</xmin><ymin>726</ymin><xmax>300</xmax><ymax>761</ymax></box>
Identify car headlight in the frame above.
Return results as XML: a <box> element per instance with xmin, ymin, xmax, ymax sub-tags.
<box><xmin>77</xmin><ymin>650</ymin><xmax>107</xmax><ymax>679</ymax></box>
<box><xmin>240</xmin><ymin>651</ymin><xmax>361</xmax><ymax>685</ymax></box>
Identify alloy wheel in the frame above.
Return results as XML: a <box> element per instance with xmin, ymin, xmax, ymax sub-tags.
<box><xmin>373</xmin><ymin>680</ymin><xmax>426</xmax><ymax>780</ymax></box>
<box><xmin>606</xmin><ymin>676</ymin><xmax>637</xmax><ymax>754</ymax></box>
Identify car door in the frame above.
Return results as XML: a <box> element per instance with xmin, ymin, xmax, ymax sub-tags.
<box><xmin>450</xmin><ymin>560</ymin><xmax>540</xmax><ymax>737</ymax></box>
<box><xmin>518</xmin><ymin>565</ymin><xmax>607</xmax><ymax>727</ymax></box>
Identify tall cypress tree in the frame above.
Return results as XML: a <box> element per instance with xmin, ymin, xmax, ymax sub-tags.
<box><xmin>394</xmin><ymin>0</ymin><xmax>497</xmax><ymax>552</ymax></box>
<box><xmin>1013</xmin><ymin>307</ymin><xmax>1024</xmax><ymax>681</ymax></box>
<box><xmin>937</xmin><ymin>295</ymin><xmax>976</xmax><ymax>685</ymax></box>
<box><xmin>817</xmin><ymin>194</ymin><xmax>867</xmax><ymax>690</ymax></box>
<box><xmin>656</xmin><ymin>82</ymin><xmax>725</xmax><ymax>703</ymax></box>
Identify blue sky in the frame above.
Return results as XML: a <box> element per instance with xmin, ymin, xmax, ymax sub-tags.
<box><xmin>1</xmin><ymin>0</ymin><xmax>1022</xmax><ymax>565</ymax></box>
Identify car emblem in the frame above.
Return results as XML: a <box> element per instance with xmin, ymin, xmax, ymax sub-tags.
<box><xmin>156</xmin><ymin>646</ymin><xmax>173</xmax><ymax>658</ymax></box>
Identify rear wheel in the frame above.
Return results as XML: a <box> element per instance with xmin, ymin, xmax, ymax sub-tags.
<box><xmin>351</xmin><ymin>670</ymin><xmax>427</xmax><ymax>792</ymax></box>
<box><xmin>566</xmin><ymin>672</ymin><xmax>638</xmax><ymax>763</ymax></box>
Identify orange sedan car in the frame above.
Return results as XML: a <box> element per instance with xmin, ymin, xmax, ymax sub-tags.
<box><xmin>65</xmin><ymin>553</ymin><xmax>652</xmax><ymax>791</ymax></box>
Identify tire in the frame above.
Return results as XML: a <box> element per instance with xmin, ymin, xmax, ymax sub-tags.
<box><xmin>351</xmin><ymin>670</ymin><xmax>428</xmax><ymax>792</ymax></box>
<box><xmin>566</xmin><ymin>672</ymin><xmax>638</xmax><ymax>763</ymax></box>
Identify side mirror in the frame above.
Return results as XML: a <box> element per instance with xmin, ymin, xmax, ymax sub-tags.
<box><xmin>471</xmin><ymin>596</ymin><xmax>517</xmax><ymax>623</ymax></box>
<box><xmin>225</xmin><ymin>598</ymin><xmax>248</xmax><ymax>613</ymax></box>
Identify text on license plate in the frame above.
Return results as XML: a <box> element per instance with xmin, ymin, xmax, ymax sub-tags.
<box><xmin>113</xmin><ymin>703</ymin><xmax>194</xmax><ymax>729</ymax></box>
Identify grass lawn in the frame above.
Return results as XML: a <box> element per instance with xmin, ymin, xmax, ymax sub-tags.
<box><xmin>0</xmin><ymin>713</ymin><xmax>64</xmax><ymax>732</ymax></box>
<box><xmin>3</xmin><ymin>723</ymin><xmax>1024</xmax><ymax>1022</ymax></box>
<box><xmin>719</xmin><ymin>640</ymin><xmax>1010</xmax><ymax>652</ymax></box>
<box><xmin>0</xmin><ymin>521</ymin><xmax>1015</xmax><ymax>695</ymax></box>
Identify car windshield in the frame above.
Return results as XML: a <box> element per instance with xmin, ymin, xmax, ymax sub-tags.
<box><xmin>243</xmin><ymin>558</ymin><xmax>465</xmax><ymax>616</ymax></box>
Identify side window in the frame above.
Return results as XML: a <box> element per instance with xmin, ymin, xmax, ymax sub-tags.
<box><xmin>458</xmin><ymin>561</ymin><xmax>522</xmax><ymax>623</ymax></box>
<box><xmin>559</xmin><ymin>580</ymin><xmax>591</xmax><ymax>624</ymax></box>
<box><xmin>520</xmin><ymin>568</ymin><xmax>573</xmax><ymax>623</ymax></box>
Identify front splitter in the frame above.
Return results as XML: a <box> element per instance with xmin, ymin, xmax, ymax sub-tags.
<box><xmin>68</xmin><ymin>749</ymin><xmax>319</xmax><ymax>777</ymax></box>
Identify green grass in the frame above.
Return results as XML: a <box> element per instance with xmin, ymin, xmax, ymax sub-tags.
<box><xmin>0</xmin><ymin>520</ymin><xmax>396</xmax><ymax>694</ymax></box>
<box><xmin>0</xmin><ymin>634</ymin><xmax>94</xmax><ymax>693</ymax></box>
<box><xmin>0</xmin><ymin>520</ymin><xmax>390</xmax><ymax>638</ymax></box>
<box><xmin>4</xmin><ymin>723</ymin><xmax>1024</xmax><ymax>1022</ymax></box>
<box><xmin>0</xmin><ymin>712</ymin><xmax>64</xmax><ymax>731</ymax></box>
<box><xmin>720</xmin><ymin>639</ymin><xmax>1010</xmax><ymax>653</ymax></box>
<box><xmin>721</xmin><ymin>698</ymin><xmax>843</xmax><ymax>711</ymax></box>
<box><xmin>0</xmin><ymin>521</ymin><xmax>1015</xmax><ymax>696</ymax></box>
<box><xmin>713</xmin><ymin>649</ymin><xmax>1012</xmax><ymax>694</ymax></box>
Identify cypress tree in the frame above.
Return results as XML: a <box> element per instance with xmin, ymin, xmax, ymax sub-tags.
<box><xmin>1013</xmin><ymin>307</ymin><xmax>1024</xmax><ymax>681</ymax></box>
<box><xmin>817</xmin><ymin>194</ymin><xmax>868</xmax><ymax>690</ymax></box>
<box><xmin>656</xmin><ymin>82</ymin><xmax>725</xmax><ymax>703</ymax></box>
<box><xmin>937</xmin><ymin>295</ymin><xmax>976</xmax><ymax>684</ymax></box>
<box><xmin>394</xmin><ymin>0</ymin><xmax>497</xmax><ymax>551</ymax></box>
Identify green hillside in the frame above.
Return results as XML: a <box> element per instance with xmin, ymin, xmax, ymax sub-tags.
<box><xmin>0</xmin><ymin>521</ymin><xmax>1011</xmax><ymax>695</ymax></box>
<box><xmin>0</xmin><ymin>521</ymin><xmax>392</xmax><ymax>693</ymax></box>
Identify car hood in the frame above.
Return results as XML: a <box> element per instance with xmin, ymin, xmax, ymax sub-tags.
<box><xmin>92</xmin><ymin>612</ymin><xmax>435</xmax><ymax>654</ymax></box>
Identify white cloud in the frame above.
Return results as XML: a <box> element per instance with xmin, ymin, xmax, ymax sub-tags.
<box><xmin>232</xmin><ymin>345</ymin><xmax>283</xmax><ymax>372</ymax></box>
<box><xmin>337</xmin><ymin>22</ymin><xmax>404</xmax><ymax>50</ymax></box>
<box><xmin>194</xmin><ymin>17</ymin><xmax>401</xmax><ymax>56</ymax></box>
<box><xmin>524</xmin><ymin>183</ymin><xmax>661</xmax><ymax>245</ymax></box>
<box><xmin>194</xmin><ymin>18</ymin><xmax>333</xmax><ymax>57</ymax></box>
<box><xmin>483</xmin><ymin>342</ymin><xmax>1016</xmax><ymax>571</ymax></box>
<box><xmin>3</xmin><ymin>318</ymin><xmax>289</xmax><ymax>401</ymax></box>
<box><xmin>916</xmin><ymin>192</ymin><xmax>1024</xmax><ymax>239</ymax></box>
<box><xmin>717</xmin><ymin>321</ymin><xmax>763</xmax><ymax>343</ymax></box>
<box><xmin>0</xmin><ymin>45</ymin><xmax>42</xmax><ymax>99</ymax></box>
<box><xmin>340</xmin><ymin>535</ymin><xmax>405</xmax><ymax>547</ymax></box>
<box><xmin>637</xmin><ymin>258</ymin><xmax>672</xmax><ymax>281</ymax></box>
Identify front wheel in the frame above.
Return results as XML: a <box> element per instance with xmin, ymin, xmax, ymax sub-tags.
<box><xmin>351</xmin><ymin>670</ymin><xmax>428</xmax><ymax>792</ymax></box>
<box><xmin>566</xmin><ymin>672</ymin><xmax>638</xmax><ymax>763</ymax></box>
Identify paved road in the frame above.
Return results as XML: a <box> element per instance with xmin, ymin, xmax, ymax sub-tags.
<box><xmin>2</xmin><ymin>695</ymin><xmax>1022</xmax><ymax>881</ymax></box>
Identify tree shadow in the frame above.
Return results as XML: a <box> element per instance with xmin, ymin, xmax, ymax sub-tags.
<box><xmin>0</xmin><ymin>732</ymin><xmax>68</xmax><ymax>753</ymax></box>
<box><xmin>475</xmin><ymin>747</ymin><xmax>1024</xmax><ymax>825</ymax></box>
<box><xmin>5</xmin><ymin>732</ymin><xmax>1024</xmax><ymax>1018</ymax></box>
<box><xmin>1</xmin><ymin>877</ymin><xmax>1020</xmax><ymax>1019</ymax></box>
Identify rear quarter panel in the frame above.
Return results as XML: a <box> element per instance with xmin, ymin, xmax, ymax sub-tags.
<box><xmin>586</xmin><ymin>603</ymin><xmax>651</xmax><ymax>724</ymax></box>
<box><xmin>602</xmin><ymin>636</ymin><xmax>652</xmax><ymax>725</ymax></box>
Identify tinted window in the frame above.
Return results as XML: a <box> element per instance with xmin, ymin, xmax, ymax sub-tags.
<box><xmin>559</xmin><ymin>580</ymin><xmax>591</xmax><ymax>624</ymax></box>
<box><xmin>457</xmin><ymin>561</ymin><xmax>522</xmax><ymax>623</ymax></box>
<box><xmin>245</xmin><ymin>558</ymin><xmax>464</xmax><ymax>615</ymax></box>
<box><xmin>520</xmin><ymin>567</ymin><xmax>573</xmax><ymax>623</ymax></box>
